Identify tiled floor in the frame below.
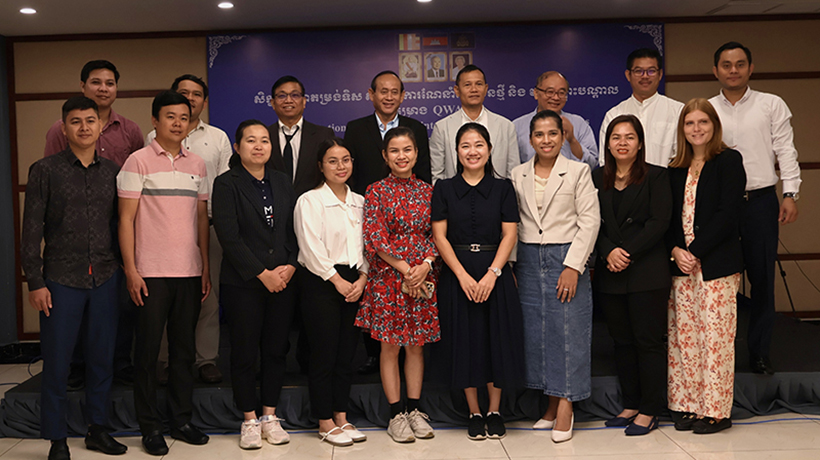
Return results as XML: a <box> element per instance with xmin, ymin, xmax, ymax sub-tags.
<box><xmin>2</xmin><ymin>363</ymin><xmax>819</xmax><ymax>460</ymax></box>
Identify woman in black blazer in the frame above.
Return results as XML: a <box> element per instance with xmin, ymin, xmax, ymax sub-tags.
<box><xmin>593</xmin><ymin>115</ymin><xmax>672</xmax><ymax>436</ymax></box>
<box><xmin>212</xmin><ymin>120</ymin><xmax>298</xmax><ymax>450</ymax></box>
<box><xmin>666</xmin><ymin>99</ymin><xmax>746</xmax><ymax>435</ymax></box>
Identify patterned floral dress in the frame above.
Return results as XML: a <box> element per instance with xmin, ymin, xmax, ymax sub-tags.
<box><xmin>355</xmin><ymin>174</ymin><xmax>440</xmax><ymax>347</ymax></box>
<box><xmin>667</xmin><ymin>170</ymin><xmax>741</xmax><ymax>419</ymax></box>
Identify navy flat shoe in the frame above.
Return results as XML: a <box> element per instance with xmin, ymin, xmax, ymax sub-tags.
<box><xmin>605</xmin><ymin>414</ymin><xmax>637</xmax><ymax>427</ymax></box>
<box><xmin>625</xmin><ymin>416</ymin><xmax>659</xmax><ymax>436</ymax></box>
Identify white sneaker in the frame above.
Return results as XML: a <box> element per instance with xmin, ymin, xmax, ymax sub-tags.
<box><xmin>340</xmin><ymin>422</ymin><xmax>367</xmax><ymax>442</ymax></box>
<box><xmin>318</xmin><ymin>426</ymin><xmax>353</xmax><ymax>447</ymax></box>
<box><xmin>260</xmin><ymin>415</ymin><xmax>290</xmax><ymax>445</ymax></box>
<box><xmin>407</xmin><ymin>409</ymin><xmax>435</xmax><ymax>439</ymax></box>
<box><xmin>239</xmin><ymin>419</ymin><xmax>262</xmax><ymax>450</ymax></box>
<box><xmin>387</xmin><ymin>412</ymin><xmax>415</xmax><ymax>443</ymax></box>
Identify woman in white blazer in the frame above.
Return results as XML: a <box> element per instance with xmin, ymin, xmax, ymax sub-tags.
<box><xmin>510</xmin><ymin>110</ymin><xmax>600</xmax><ymax>443</ymax></box>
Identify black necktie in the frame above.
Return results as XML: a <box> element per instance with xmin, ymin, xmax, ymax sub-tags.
<box><xmin>283</xmin><ymin>126</ymin><xmax>300</xmax><ymax>181</ymax></box>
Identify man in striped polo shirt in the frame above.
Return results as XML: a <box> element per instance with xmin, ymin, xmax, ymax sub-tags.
<box><xmin>117</xmin><ymin>91</ymin><xmax>211</xmax><ymax>456</ymax></box>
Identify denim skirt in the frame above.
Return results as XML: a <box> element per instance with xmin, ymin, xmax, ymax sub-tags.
<box><xmin>515</xmin><ymin>242</ymin><xmax>592</xmax><ymax>401</ymax></box>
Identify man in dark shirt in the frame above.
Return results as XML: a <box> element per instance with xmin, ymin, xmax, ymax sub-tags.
<box><xmin>22</xmin><ymin>97</ymin><xmax>127</xmax><ymax>460</ymax></box>
<box><xmin>344</xmin><ymin>70</ymin><xmax>431</xmax><ymax>374</ymax></box>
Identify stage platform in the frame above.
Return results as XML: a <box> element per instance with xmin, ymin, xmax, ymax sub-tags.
<box><xmin>2</xmin><ymin>310</ymin><xmax>820</xmax><ymax>438</ymax></box>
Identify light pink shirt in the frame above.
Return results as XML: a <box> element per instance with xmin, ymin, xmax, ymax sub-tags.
<box><xmin>117</xmin><ymin>140</ymin><xmax>208</xmax><ymax>278</ymax></box>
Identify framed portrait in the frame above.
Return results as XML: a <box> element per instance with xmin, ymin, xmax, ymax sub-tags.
<box><xmin>399</xmin><ymin>53</ymin><xmax>422</xmax><ymax>83</ymax></box>
<box><xmin>424</xmin><ymin>52</ymin><xmax>448</xmax><ymax>82</ymax></box>
<box><xmin>450</xmin><ymin>51</ymin><xmax>473</xmax><ymax>81</ymax></box>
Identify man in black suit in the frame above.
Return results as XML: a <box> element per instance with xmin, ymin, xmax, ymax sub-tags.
<box><xmin>344</xmin><ymin>70</ymin><xmax>431</xmax><ymax>374</ymax></box>
<box><xmin>267</xmin><ymin>75</ymin><xmax>335</xmax><ymax>197</ymax></box>
<box><xmin>345</xmin><ymin>70</ymin><xmax>431</xmax><ymax>197</ymax></box>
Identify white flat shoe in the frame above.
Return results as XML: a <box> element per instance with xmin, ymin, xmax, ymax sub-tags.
<box><xmin>533</xmin><ymin>418</ymin><xmax>555</xmax><ymax>429</ymax></box>
<box><xmin>319</xmin><ymin>427</ymin><xmax>353</xmax><ymax>446</ymax></box>
<box><xmin>551</xmin><ymin>414</ymin><xmax>574</xmax><ymax>443</ymax></box>
<box><xmin>340</xmin><ymin>423</ymin><xmax>367</xmax><ymax>442</ymax></box>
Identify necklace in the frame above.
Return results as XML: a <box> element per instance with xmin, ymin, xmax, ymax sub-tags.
<box><xmin>690</xmin><ymin>159</ymin><xmax>705</xmax><ymax>177</ymax></box>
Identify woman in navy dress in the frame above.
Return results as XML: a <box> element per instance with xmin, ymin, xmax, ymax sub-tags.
<box><xmin>432</xmin><ymin>122</ymin><xmax>524</xmax><ymax>441</ymax></box>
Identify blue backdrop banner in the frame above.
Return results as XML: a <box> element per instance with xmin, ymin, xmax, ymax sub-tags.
<box><xmin>207</xmin><ymin>23</ymin><xmax>664</xmax><ymax>143</ymax></box>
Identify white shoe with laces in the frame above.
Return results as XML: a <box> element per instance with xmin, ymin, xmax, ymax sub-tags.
<box><xmin>239</xmin><ymin>419</ymin><xmax>262</xmax><ymax>450</ymax></box>
<box><xmin>387</xmin><ymin>412</ymin><xmax>415</xmax><ymax>443</ymax></box>
<box><xmin>407</xmin><ymin>409</ymin><xmax>435</xmax><ymax>439</ymax></box>
<box><xmin>260</xmin><ymin>415</ymin><xmax>290</xmax><ymax>445</ymax></box>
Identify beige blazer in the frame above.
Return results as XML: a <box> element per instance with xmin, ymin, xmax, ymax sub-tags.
<box><xmin>510</xmin><ymin>154</ymin><xmax>600</xmax><ymax>273</ymax></box>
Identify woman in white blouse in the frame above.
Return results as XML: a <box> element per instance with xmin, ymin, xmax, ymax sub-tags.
<box><xmin>294</xmin><ymin>138</ymin><xmax>369</xmax><ymax>447</ymax></box>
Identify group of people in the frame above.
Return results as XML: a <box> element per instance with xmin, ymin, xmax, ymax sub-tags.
<box><xmin>21</xmin><ymin>39</ymin><xmax>800</xmax><ymax>459</ymax></box>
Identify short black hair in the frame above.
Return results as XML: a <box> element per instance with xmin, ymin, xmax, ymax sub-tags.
<box><xmin>714</xmin><ymin>41</ymin><xmax>752</xmax><ymax>66</ymax></box>
<box><xmin>456</xmin><ymin>64</ymin><xmax>486</xmax><ymax>85</ymax></box>
<box><xmin>230</xmin><ymin>119</ymin><xmax>271</xmax><ymax>169</ymax></box>
<box><xmin>455</xmin><ymin>122</ymin><xmax>496</xmax><ymax>177</ymax></box>
<box><xmin>81</xmin><ymin>60</ymin><xmax>120</xmax><ymax>83</ymax></box>
<box><xmin>626</xmin><ymin>48</ymin><xmax>663</xmax><ymax>70</ymax></box>
<box><xmin>62</xmin><ymin>96</ymin><xmax>99</xmax><ymax>123</ymax></box>
<box><xmin>271</xmin><ymin>75</ymin><xmax>305</xmax><ymax>96</ymax></box>
<box><xmin>370</xmin><ymin>70</ymin><xmax>405</xmax><ymax>93</ymax></box>
<box><xmin>151</xmin><ymin>90</ymin><xmax>191</xmax><ymax>119</ymax></box>
<box><xmin>383</xmin><ymin>126</ymin><xmax>417</xmax><ymax>151</ymax></box>
<box><xmin>529</xmin><ymin>109</ymin><xmax>564</xmax><ymax>137</ymax></box>
<box><xmin>172</xmin><ymin>74</ymin><xmax>209</xmax><ymax>99</ymax></box>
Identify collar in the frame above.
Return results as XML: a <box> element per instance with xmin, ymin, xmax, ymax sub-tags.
<box><xmin>279</xmin><ymin>117</ymin><xmax>304</xmax><ymax>135</ymax></box>
<box><xmin>189</xmin><ymin>119</ymin><xmax>207</xmax><ymax>134</ymax></box>
<box><xmin>105</xmin><ymin>109</ymin><xmax>124</xmax><ymax>129</ymax></box>
<box><xmin>630</xmin><ymin>92</ymin><xmax>659</xmax><ymax>107</ymax></box>
<box><xmin>62</xmin><ymin>147</ymin><xmax>100</xmax><ymax>167</ymax></box>
<box><xmin>240</xmin><ymin>164</ymin><xmax>270</xmax><ymax>183</ymax></box>
<box><xmin>718</xmin><ymin>86</ymin><xmax>753</xmax><ymax>105</ymax></box>
<box><xmin>460</xmin><ymin>106</ymin><xmax>487</xmax><ymax>124</ymax></box>
<box><xmin>318</xmin><ymin>182</ymin><xmax>355</xmax><ymax>207</ymax></box>
<box><xmin>375</xmin><ymin>113</ymin><xmax>400</xmax><ymax>134</ymax></box>
<box><xmin>452</xmin><ymin>173</ymin><xmax>494</xmax><ymax>199</ymax></box>
<box><xmin>149</xmin><ymin>139</ymin><xmax>188</xmax><ymax>157</ymax></box>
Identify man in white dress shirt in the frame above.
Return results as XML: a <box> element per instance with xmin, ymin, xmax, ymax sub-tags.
<box><xmin>512</xmin><ymin>71</ymin><xmax>598</xmax><ymax>168</ymax></box>
<box><xmin>599</xmin><ymin>48</ymin><xmax>683</xmax><ymax>168</ymax></box>
<box><xmin>146</xmin><ymin>74</ymin><xmax>233</xmax><ymax>385</ymax></box>
<box><xmin>430</xmin><ymin>65</ymin><xmax>520</xmax><ymax>182</ymax></box>
<box><xmin>709</xmin><ymin>42</ymin><xmax>801</xmax><ymax>375</ymax></box>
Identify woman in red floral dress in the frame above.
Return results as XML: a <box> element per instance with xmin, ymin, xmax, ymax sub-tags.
<box><xmin>355</xmin><ymin>126</ymin><xmax>440</xmax><ymax>443</ymax></box>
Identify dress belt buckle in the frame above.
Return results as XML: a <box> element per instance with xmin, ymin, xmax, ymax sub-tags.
<box><xmin>470</xmin><ymin>243</ymin><xmax>481</xmax><ymax>252</ymax></box>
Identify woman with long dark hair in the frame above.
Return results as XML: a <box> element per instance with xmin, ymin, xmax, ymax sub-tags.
<box><xmin>593</xmin><ymin>114</ymin><xmax>672</xmax><ymax>435</ymax></box>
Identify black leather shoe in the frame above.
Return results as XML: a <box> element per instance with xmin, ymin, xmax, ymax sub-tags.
<box><xmin>751</xmin><ymin>357</ymin><xmax>775</xmax><ymax>375</ymax></box>
<box><xmin>357</xmin><ymin>356</ymin><xmax>379</xmax><ymax>375</ymax></box>
<box><xmin>674</xmin><ymin>412</ymin><xmax>697</xmax><ymax>431</ymax></box>
<box><xmin>198</xmin><ymin>363</ymin><xmax>223</xmax><ymax>384</ymax></box>
<box><xmin>85</xmin><ymin>425</ymin><xmax>127</xmax><ymax>455</ymax></box>
<box><xmin>141</xmin><ymin>431</ymin><xmax>168</xmax><ymax>456</ymax></box>
<box><xmin>48</xmin><ymin>439</ymin><xmax>70</xmax><ymax>460</ymax></box>
<box><xmin>171</xmin><ymin>423</ymin><xmax>209</xmax><ymax>445</ymax></box>
<box><xmin>67</xmin><ymin>364</ymin><xmax>85</xmax><ymax>392</ymax></box>
<box><xmin>693</xmin><ymin>417</ymin><xmax>732</xmax><ymax>434</ymax></box>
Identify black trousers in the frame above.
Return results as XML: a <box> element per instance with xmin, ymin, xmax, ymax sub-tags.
<box><xmin>134</xmin><ymin>277</ymin><xmax>201</xmax><ymax>434</ymax></box>
<box><xmin>599</xmin><ymin>288</ymin><xmax>669</xmax><ymax>416</ymax></box>
<box><xmin>300</xmin><ymin>266</ymin><xmax>361</xmax><ymax>419</ymax></box>
<box><xmin>222</xmin><ymin>282</ymin><xmax>296</xmax><ymax>412</ymax></box>
<box><xmin>740</xmin><ymin>190</ymin><xmax>779</xmax><ymax>361</ymax></box>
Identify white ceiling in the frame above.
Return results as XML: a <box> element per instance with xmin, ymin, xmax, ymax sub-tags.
<box><xmin>2</xmin><ymin>0</ymin><xmax>820</xmax><ymax>37</ymax></box>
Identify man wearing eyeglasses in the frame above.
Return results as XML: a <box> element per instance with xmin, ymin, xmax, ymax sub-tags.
<box><xmin>267</xmin><ymin>76</ymin><xmax>335</xmax><ymax>196</ymax></box>
<box><xmin>599</xmin><ymin>48</ymin><xmax>683</xmax><ymax>168</ymax></box>
<box><xmin>512</xmin><ymin>71</ymin><xmax>598</xmax><ymax>168</ymax></box>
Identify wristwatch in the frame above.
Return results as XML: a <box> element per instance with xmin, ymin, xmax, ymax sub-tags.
<box><xmin>488</xmin><ymin>267</ymin><xmax>502</xmax><ymax>277</ymax></box>
<box><xmin>783</xmin><ymin>192</ymin><xmax>799</xmax><ymax>202</ymax></box>
<box><xmin>423</xmin><ymin>258</ymin><xmax>434</xmax><ymax>271</ymax></box>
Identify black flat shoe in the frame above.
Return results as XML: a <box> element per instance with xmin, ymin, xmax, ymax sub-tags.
<box><xmin>141</xmin><ymin>431</ymin><xmax>168</xmax><ymax>456</ymax></box>
<box><xmin>171</xmin><ymin>423</ymin><xmax>209</xmax><ymax>445</ymax></box>
<box><xmin>625</xmin><ymin>416</ymin><xmax>659</xmax><ymax>436</ymax></box>
<box><xmin>357</xmin><ymin>356</ymin><xmax>379</xmax><ymax>375</ymax></box>
<box><xmin>693</xmin><ymin>417</ymin><xmax>732</xmax><ymax>434</ymax></box>
<box><xmin>605</xmin><ymin>414</ymin><xmax>637</xmax><ymax>427</ymax></box>
<box><xmin>48</xmin><ymin>439</ymin><xmax>70</xmax><ymax>460</ymax></box>
<box><xmin>85</xmin><ymin>425</ymin><xmax>127</xmax><ymax>455</ymax></box>
<box><xmin>674</xmin><ymin>412</ymin><xmax>697</xmax><ymax>431</ymax></box>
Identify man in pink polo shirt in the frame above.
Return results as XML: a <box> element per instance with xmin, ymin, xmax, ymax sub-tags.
<box><xmin>117</xmin><ymin>91</ymin><xmax>210</xmax><ymax>456</ymax></box>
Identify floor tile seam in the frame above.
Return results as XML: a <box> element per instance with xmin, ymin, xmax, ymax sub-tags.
<box><xmin>0</xmin><ymin>439</ymin><xmax>23</xmax><ymax>457</ymax></box>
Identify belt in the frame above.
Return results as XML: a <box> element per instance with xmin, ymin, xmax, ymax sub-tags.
<box><xmin>744</xmin><ymin>185</ymin><xmax>775</xmax><ymax>201</ymax></box>
<box><xmin>452</xmin><ymin>244</ymin><xmax>499</xmax><ymax>253</ymax></box>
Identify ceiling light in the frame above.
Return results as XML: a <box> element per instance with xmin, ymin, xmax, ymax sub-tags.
<box><xmin>20</xmin><ymin>7</ymin><xmax>37</xmax><ymax>14</ymax></box>
<box><xmin>418</xmin><ymin>0</ymin><xmax>432</xmax><ymax>3</ymax></box>
<box><xmin>218</xmin><ymin>2</ymin><xmax>234</xmax><ymax>9</ymax></box>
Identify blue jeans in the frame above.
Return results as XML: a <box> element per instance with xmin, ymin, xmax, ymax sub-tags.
<box><xmin>515</xmin><ymin>243</ymin><xmax>592</xmax><ymax>402</ymax></box>
<box><xmin>40</xmin><ymin>272</ymin><xmax>119</xmax><ymax>439</ymax></box>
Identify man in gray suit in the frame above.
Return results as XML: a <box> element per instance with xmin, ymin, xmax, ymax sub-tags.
<box><xmin>430</xmin><ymin>65</ymin><xmax>520</xmax><ymax>182</ymax></box>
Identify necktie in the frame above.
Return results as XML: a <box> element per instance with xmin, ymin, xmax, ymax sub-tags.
<box><xmin>283</xmin><ymin>125</ymin><xmax>300</xmax><ymax>181</ymax></box>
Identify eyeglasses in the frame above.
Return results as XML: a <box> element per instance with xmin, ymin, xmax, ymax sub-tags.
<box><xmin>534</xmin><ymin>87</ymin><xmax>568</xmax><ymax>99</ymax></box>
<box><xmin>630</xmin><ymin>68</ymin><xmax>659</xmax><ymax>77</ymax></box>
<box><xmin>275</xmin><ymin>92</ymin><xmax>304</xmax><ymax>102</ymax></box>
<box><xmin>324</xmin><ymin>157</ymin><xmax>352</xmax><ymax>167</ymax></box>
